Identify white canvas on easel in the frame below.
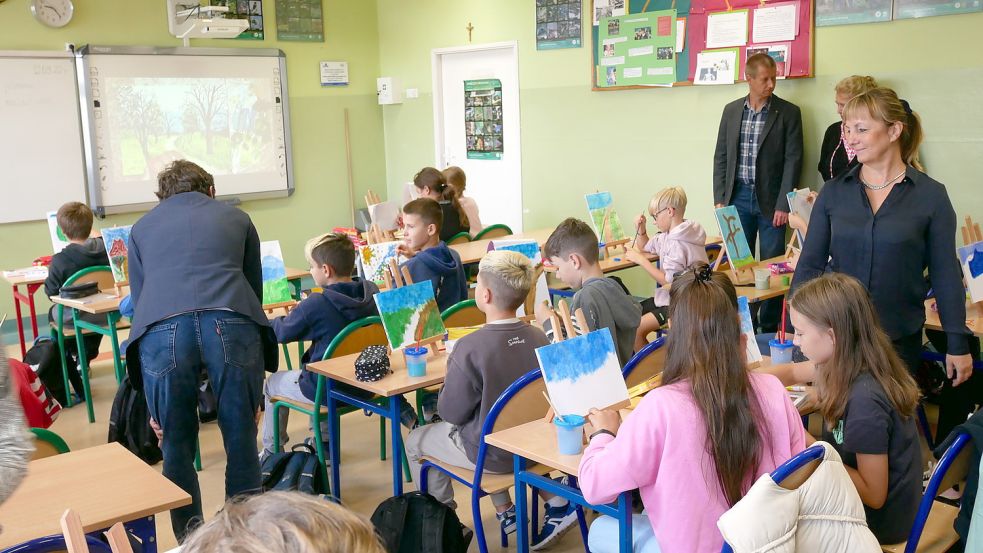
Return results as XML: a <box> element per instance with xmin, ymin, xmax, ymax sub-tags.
<box><xmin>368</xmin><ymin>200</ymin><xmax>400</xmax><ymax>232</ymax></box>
<box><xmin>535</xmin><ymin>328</ymin><xmax>629</xmax><ymax>417</ymax></box>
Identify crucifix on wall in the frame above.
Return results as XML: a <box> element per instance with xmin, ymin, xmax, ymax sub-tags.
<box><xmin>467</xmin><ymin>22</ymin><xmax>474</xmax><ymax>43</ymax></box>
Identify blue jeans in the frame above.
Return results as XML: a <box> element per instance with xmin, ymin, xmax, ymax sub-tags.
<box><xmin>732</xmin><ymin>184</ymin><xmax>786</xmax><ymax>332</ymax></box>
<box><xmin>139</xmin><ymin>310</ymin><xmax>265</xmax><ymax>540</ymax></box>
<box><xmin>587</xmin><ymin>512</ymin><xmax>662</xmax><ymax>553</ymax></box>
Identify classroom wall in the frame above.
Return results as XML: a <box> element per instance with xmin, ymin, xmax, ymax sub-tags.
<box><xmin>0</xmin><ymin>0</ymin><xmax>386</xmax><ymax>328</ymax></box>
<box><xmin>377</xmin><ymin>1</ymin><xmax>983</xmax><ymax>292</ymax></box>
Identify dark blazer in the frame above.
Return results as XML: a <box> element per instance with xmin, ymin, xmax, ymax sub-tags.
<box><xmin>124</xmin><ymin>192</ymin><xmax>278</xmax><ymax>386</ymax></box>
<box><xmin>712</xmin><ymin>94</ymin><xmax>804</xmax><ymax>219</ymax></box>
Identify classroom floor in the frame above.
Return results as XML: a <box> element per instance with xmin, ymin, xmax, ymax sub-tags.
<box><xmin>9</xmin><ymin>339</ymin><xmax>589</xmax><ymax>552</ymax></box>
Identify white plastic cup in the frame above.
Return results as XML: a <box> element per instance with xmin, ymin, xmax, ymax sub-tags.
<box><xmin>754</xmin><ymin>268</ymin><xmax>771</xmax><ymax>290</ymax></box>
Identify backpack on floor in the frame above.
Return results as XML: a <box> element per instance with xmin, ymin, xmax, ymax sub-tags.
<box><xmin>107</xmin><ymin>375</ymin><xmax>163</xmax><ymax>465</ymax></box>
<box><xmin>260</xmin><ymin>443</ymin><xmax>329</xmax><ymax>496</ymax></box>
<box><xmin>24</xmin><ymin>336</ymin><xmax>82</xmax><ymax>406</ymax></box>
<box><xmin>370</xmin><ymin>491</ymin><xmax>473</xmax><ymax>553</ymax></box>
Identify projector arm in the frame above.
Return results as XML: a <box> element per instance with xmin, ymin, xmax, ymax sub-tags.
<box><xmin>165</xmin><ymin>0</ymin><xmax>248</xmax><ymax>45</ymax></box>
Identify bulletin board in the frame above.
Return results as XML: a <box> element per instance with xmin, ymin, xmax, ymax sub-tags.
<box><xmin>590</xmin><ymin>0</ymin><xmax>814</xmax><ymax>91</ymax></box>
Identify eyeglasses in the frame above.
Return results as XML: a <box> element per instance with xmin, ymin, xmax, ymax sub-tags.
<box><xmin>651</xmin><ymin>207</ymin><xmax>670</xmax><ymax>222</ymax></box>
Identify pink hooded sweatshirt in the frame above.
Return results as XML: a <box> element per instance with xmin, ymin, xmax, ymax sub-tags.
<box><xmin>642</xmin><ymin>219</ymin><xmax>709</xmax><ymax>306</ymax></box>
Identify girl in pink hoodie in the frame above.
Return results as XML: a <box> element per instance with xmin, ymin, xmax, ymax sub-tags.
<box><xmin>626</xmin><ymin>187</ymin><xmax>709</xmax><ymax>351</ymax></box>
<box><xmin>578</xmin><ymin>263</ymin><xmax>806</xmax><ymax>553</ymax></box>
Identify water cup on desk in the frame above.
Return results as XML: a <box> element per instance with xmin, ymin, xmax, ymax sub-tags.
<box><xmin>769</xmin><ymin>339</ymin><xmax>794</xmax><ymax>364</ymax></box>
<box><xmin>404</xmin><ymin>346</ymin><xmax>429</xmax><ymax>377</ymax></box>
<box><xmin>554</xmin><ymin>414</ymin><xmax>586</xmax><ymax>455</ymax></box>
<box><xmin>754</xmin><ymin>268</ymin><xmax>772</xmax><ymax>290</ymax></box>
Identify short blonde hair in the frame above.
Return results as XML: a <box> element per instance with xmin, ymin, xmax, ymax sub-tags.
<box><xmin>180</xmin><ymin>491</ymin><xmax>385</xmax><ymax>553</ymax></box>
<box><xmin>834</xmin><ymin>75</ymin><xmax>878</xmax><ymax>98</ymax></box>
<box><xmin>478</xmin><ymin>250</ymin><xmax>534</xmax><ymax>311</ymax></box>
<box><xmin>843</xmin><ymin>87</ymin><xmax>924</xmax><ymax>171</ymax></box>
<box><xmin>304</xmin><ymin>232</ymin><xmax>356</xmax><ymax>274</ymax></box>
<box><xmin>649</xmin><ymin>186</ymin><xmax>688</xmax><ymax>216</ymax></box>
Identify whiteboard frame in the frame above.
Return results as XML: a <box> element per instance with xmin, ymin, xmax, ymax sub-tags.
<box><xmin>76</xmin><ymin>45</ymin><xmax>295</xmax><ymax>216</ymax></box>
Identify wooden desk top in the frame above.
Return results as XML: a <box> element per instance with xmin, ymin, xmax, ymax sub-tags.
<box><xmin>727</xmin><ymin>255</ymin><xmax>793</xmax><ymax>303</ymax></box>
<box><xmin>486</xmin><ymin>418</ymin><xmax>582</xmax><ymax>476</ymax></box>
<box><xmin>2</xmin><ymin>267</ymin><xmax>48</xmax><ymax>286</ymax></box>
<box><xmin>0</xmin><ymin>443</ymin><xmax>190</xmax><ymax>548</ymax></box>
<box><xmin>49</xmin><ymin>292</ymin><xmax>123</xmax><ymax>315</ymax></box>
<box><xmin>285</xmin><ymin>267</ymin><xmax>308</xmax><ymax>282</ymax></box>
<box><xmin>306</xmin><ymin>348</ymin><xmax>450</xmax><ymax>397</ymax></box>
<box><xmin>452</xmin><ymin>228</ymin><xmax>555</xmax><ymax>265</ymax></box>
<box><xmin>925</xmin><ymin>299</ymin><xmax>983</xmax><ymax>337</ymax></box>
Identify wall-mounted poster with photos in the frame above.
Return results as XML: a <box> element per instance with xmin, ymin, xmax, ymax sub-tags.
<box><xmin>276</xmin><ymin>0</ymin><xmax>324</xmax><ymax>42</ymax></box>
<box><xmin>536</xmin><ymin>0</ymin><xmax>583</xmax><ymax>50</ymax></box>
<box><xmin>464</xmin><ymin>79</ymin><xmax>504</xmax><ymax>160</ymax></box>
<box><xmin>210</xmin><ymin>0</ymin><xmax>264</xmax><ymax>40</ymax></box>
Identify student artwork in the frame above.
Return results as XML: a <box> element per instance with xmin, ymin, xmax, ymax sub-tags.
<box><xmin>260</xmin><ymin>240</ymin><xmax>292</xmax><ymax>305</ymax></box>
<box><xmin>358</xmin><ymin>241</ymin><xmax>403</xmax><ymax>285</ymax></box>
<box><xmin>368</xmin><ymin>200</ymin><xmax>400</xmax><ymax>232</ymax></box>
<box><xmin>738</xmin><ymin>296</ymin><xmax>763</xmax><ymax>366</ymax></box>
<box><xmin>100</xmin><ymin>226</ymin><xmax>132</xmax><ymax>284</ymax></box>
<box><xmin>488</xmin><ymin>239</ymin><xmax>543</xmax><ymax>265</ymax></box>
<box><xmin>714</xmin><ymin>205</ymin><xmax>755</xmax><ymax>268</ymax></box>
<box><xmin>585</xmin><ymin>192</ymin><xmax>628</xmax><ymax>243</ymax></box>
<box><xmin>46</xmin><ymin>211</ymin><xmax>70</xmax><ymax>253</ymax></box>
<box><xmin>535</xmin><ymin>329</ymin><xmax>629</xmax><ymax>417</ymax></box>
<box><xmin>959</xmin><ymin>241</ymin><xmax>983</xmax><ymax>304</ymax></box>
<box><xmin>786</xmin><ymin>188</ymin><xmax>814</xmax><ymax>247</ymax></box>
<box><xmin>374</xmin><ymin>281</ymin><xmax>447</xmax><ymax>350</ymax></box>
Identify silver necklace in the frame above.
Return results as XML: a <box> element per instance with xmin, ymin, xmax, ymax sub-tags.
<box><xmin>861</xmin><ymin>166</ymin><xmax>907</xmax><ymax>191</ymax></box>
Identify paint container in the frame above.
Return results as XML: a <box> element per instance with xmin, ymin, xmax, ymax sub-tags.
<box><xmin>598</xmin><ymin>243</ymin><xmax>607</xmax><ymax>261</ymax></box>
<box><xmin>754</xmin><ymin>268</ymin><xmax>771</xmax><ymax>290</ymax></box>
<box><xmin>404</xmin><ymin>346</ymin><xmax>429</xmax><ymax>377</ymax></box>
<box><xmin>769</xmin><ymin>339</ymin><xmax>794</xmax><ymax>364</ymax></box>
<box><xmin>554</xmin><ymin>414</ymin><xmax>586</xmax><ymax>455</ymax></box>
<box><xmin>781</xmin><ymin>275</ymin><xmax>791</xmax><ymax>287</ymax></box>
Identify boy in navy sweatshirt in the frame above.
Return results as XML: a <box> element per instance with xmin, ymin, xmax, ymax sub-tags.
<box><xmin>260</xmin><ymin>232</ymin><xmax>379</xmax><ymax>459</ymax></box>
<box><xmin>398</xmin><ymin>198</ymin><xmax>467</xmax><ymax>312</ymax></box>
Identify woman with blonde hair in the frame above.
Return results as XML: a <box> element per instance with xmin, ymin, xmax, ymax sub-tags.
<box><xmin>818</xmin><ymin>75</ymin><xmax>878</xmax><ymax>181</ymax></box>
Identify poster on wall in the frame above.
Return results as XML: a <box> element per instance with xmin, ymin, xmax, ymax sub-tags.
<box><xmin>596</xmin><ymin>10</ymin><xmax>678</xmax><ymax>87</ymax></box>
<box><xmin>464</xmin><ymin>79</ymin><xmax>504</xmax><ymax>160</ymax></box>
<box><xmin>209</xmin><ymin>0</ymin><xmax>264</xmax><ymax>39</ymax></box>
<box><xmin>276</xmin><ymin>0</ymin><xmax>325</xmax><ymax>42</ymax></box>
<box><xmin>893</xmin><ymin>0</ymin><xmax>981</xmax><ymax>19</ymax></box>
<box><xmin>817</xmin><ymin>0</ymin><xmax>892</xmax><ymax>25</ymax></box>
<box><xmin>536</xmin><ymin>0</ymin><xmax>583</xmax><ymax>50</ymax></box>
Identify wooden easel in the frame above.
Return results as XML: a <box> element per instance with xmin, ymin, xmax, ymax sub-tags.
<box><xmin>264</xmin><ymin>299</ymin><xmax>298</xmax><ymax>316</ymax></box>
<box><xmin>365</xmin><ymin>189</ymin><xmax>397</xmax><ymax>243</ymax></box>
<box><xmin>60</xmin><ymin>509</ymin><xmax>134</xmax><ymax>553</ymax></box>
<box><xmin>384</xmin><ymin>261</ymin><xmax>444</xmax><ymax>359</ymax></box>
<box><xmin>711</xmin><ymin>246</ymin><xmax>756</xmax><ymax>284</ymax></box>
<box><xmin>962</xmin><ymin>216</ymin><xmax>982</xmax><ymax>246</ymax></box>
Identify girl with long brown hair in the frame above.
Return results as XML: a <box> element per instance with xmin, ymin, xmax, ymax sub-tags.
<box><xmin>579</xmin><ymin>263</ymin><xmax>805</xmax><ymax>553</ymax></box>
<box><xmin>769</xmin><ymin>272</ymin><xmax>921</xmax><ymax>544</ymax></box>
<box><xmin>412</xmin><ymin>166</ymin><xmax>470</xmax><ymax>241</ymax></box>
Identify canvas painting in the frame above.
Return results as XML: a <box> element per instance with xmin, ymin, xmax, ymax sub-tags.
<box><xmin>368</xmin><ymin>200</ymin><xmax>400</xmax><ymax>232</ymax></box>
<box><xmin>787</xmin><ymin>188</ymin><xmax>815</xmax><ymax>242</ymax></box>
<box><xmin>585</xmin><ymin>192</ymin><xmax>628</xmax><ymax>243</ymax></box>
<box><xmin>738</xmin><ymin>296</ymin><xmax>763</xmax><ymax>365</ymax></box>
<box><xmin>535</xmin><ymin>329</ymin><xmax>629</xmax><ymax>417</ymax></box>
<box><xmin>959</xmin><ymin>241</ymin><xmax>983</xmax><ymax>303</ymax></box>
<box><xmin>46</xmin><ymin>210</ymin><xmax>70</xmax><ymax>253</ymax></box>
<box><xmin>358</xmin><ymin>241</ymin><xmax>403</xmax><ymax>285</ymax></box>
<box><xmin>489</xmin><ymin>239</ymin><xmax>543</xmax><ymax>265</ymax></box>
<box><xmin>374</xmin><ymin>280</ymin><xmax>447</xmax><ymax>350</ymax></box>
<box><xmin>260</xmin><ymin>240</ymin><xmax>292</xmax><ymax>305</ymax></box>
<box><xmin>101</xmin><ymin>226</ymin><xmax>132</xmax><ymax>283</ymax></box>
<box><xmin>715</xmin><ymin>205</ymin><xmax>755</xmax><ymax>268</ymax></box>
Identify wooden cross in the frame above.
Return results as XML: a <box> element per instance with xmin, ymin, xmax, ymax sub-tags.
<box><xmin>466</xmin><ymin>22</ymin><xmax>474</xmax><ymax>43</ymax></box>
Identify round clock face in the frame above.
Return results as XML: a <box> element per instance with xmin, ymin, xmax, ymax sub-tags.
<box><xmin>30</xmin><ymin>0</ymin><xmax>74</xmax><ymax>28</ymax></box>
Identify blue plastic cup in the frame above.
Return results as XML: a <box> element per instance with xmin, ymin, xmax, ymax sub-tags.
<box><xmin>554</xmin><ymin>414</ymin><xmax>586</xmax><ymax>455</ymax></box>
<box><xmin>769</xmin><ymin>339</ymin><xmax>794</xmax><ymax>364</ymax></box>
<box><xmin>405</xmin><ymin>346</ymin><xmax>429</xmax><ymax>377</ymax></box>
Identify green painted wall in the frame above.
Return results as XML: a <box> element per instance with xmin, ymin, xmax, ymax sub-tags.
<box><xmin>0</xmin><ymin>0</ymin><xmax>385</xmax><ymax>331</ymax></box>
<box><xmin>377</xmin><ymin>1</ymin><xmax>983</xmax><ymax>293</ymax></box>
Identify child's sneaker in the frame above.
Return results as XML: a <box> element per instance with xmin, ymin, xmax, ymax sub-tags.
<box><xmin>496</xmin><ymin>505</ymin><xmax>517</xmax><ymax>535</ymax></box>
<box><xmin>531</xmin><ymin>500</ymin><xmax>578</xmax><ymax>550</ymax></box>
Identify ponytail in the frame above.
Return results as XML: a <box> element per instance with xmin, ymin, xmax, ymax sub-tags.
<box><xmin>413</xmin><ymin>167</ymin><xmax>469</xmax><ymax>229</ymax></box>
<box><xmin>899</xmin><ymin>100</ymin><xmax>924</xmax><ymax>171</ymax></box>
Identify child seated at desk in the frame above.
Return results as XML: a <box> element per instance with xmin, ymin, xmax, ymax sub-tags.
<box><xmin>442</xmin><ymin>165</ymin><xmax>483</xmax><ymax>234</ymax></box>
<box><xmin>626</xmin><ymin>186</ymin><xmax>708</xmax><ymax>351</ymax></box>
<box><xmin>411</xmin><ymin>167</ymin><xmax>470</xmax><ymax>241</ymax></box>
<box><xmin>405</xmin><ymin>250</ymin><xmax>549</xmax><ymax>536</ymax></box>
<box><xmin>398</xmin><ymin>198</ymin><xmax>468</xmax><ymax>312</ymax></box>
<box><xmin>44</xmin><ymin>202</ymin><xmax>109</xmax><ymax>401</ymax></box>
<box><xmin>534</xmin><ymin>218</ymin><xmax>641</xmax><ymax>365</ymax></box>
<box><xmin>578</xmin><ymin>263</ymin><xmax>806</xmax><ymax>553</ymax></box>
<box><xmin>259</xmin><ymin>233</ymin><xmax>380</xmax><ymax>460</ymax></box>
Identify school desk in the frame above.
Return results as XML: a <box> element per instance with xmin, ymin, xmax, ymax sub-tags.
<box><xmin>2</xmin><ymin>267</ymin><xmax>49</xmax><ymax>359</ymax></box>
<box><xmin>284</xmin><ymin>266</ymin><xmax>307</xmax><ymax>298</ymax></box>
<box><xmin>306</xmin><ymin>348</ymin><xmax>449</xmax><ymax>499</ymax></box>
<box><xmin>0</xmin><ymin>442</ymin><xmax>190</xmax><ymax>552</ymax></box>
<box><xmin>729</xmin><ymin>255</ymin><xmax>794</xmax><ymax>303</ymax></box>
<box><xmin>925</xmin><ymin>299</ymin><xmax>982</xmax><ymax>338</ymax></box>
<box><xmin>451</xmin><ymin>227</ymin><xmax>555</xmax><ymax>264</ymax></box>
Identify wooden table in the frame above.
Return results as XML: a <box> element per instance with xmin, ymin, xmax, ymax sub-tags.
<box><xmin>2</xmin><ymin>267</ymin><xmax>49</xmax><ymax>358</ymax></box>
<box><xmin>0</xmin><ymin>443</ymin><xmax>190</xmax><ymax>552</ymax></box>
<box><xmin>725</xmin><ymin>255</ymin><xmax>794</xmax><ymax>303</ymax></box>
<box><xmin>284</xmin><ymin>266</ymin><xmax>308</xmax><ymax>298</ymax></box>
<box><xmin>451</xmin><ymin>228</ymin><xmax>555</xmax><ymax>264</ymax></box>
<box><xmin>306</xmin><ymin>348</ymin><xmax>450</xmax><ymax>498</ymax></box>
<box><xmin>925</xmin><ymin>299</ymin><xmax>983</xmax><ymax>337</ymax></box>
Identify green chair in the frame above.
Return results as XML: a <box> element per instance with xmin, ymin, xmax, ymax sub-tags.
<box><xmin>472</xmin><ymin>224</ymin><xmax>513</xmax><ymax>241</ymax></box>
<box><xmin>29</xmin><ymin>427</ymin><xmax>71</xmax><ymax>459</ymax></box>
<box><xmin>447</xmin><ymin>231</ymin><xmax>472</xmax><ymax>245</ymax></box>
<box><xmin>441</xmin><ymin>299</ymin><xmax>485</xmax><ymax>328</ymax></box>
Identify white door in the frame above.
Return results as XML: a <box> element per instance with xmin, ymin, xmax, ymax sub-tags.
<box><xmin>432</xmin><ymin>42</ymin><xmax>523</xmax><ymax>233</ymax></box>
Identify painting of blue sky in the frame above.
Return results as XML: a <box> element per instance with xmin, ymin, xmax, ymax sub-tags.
<box><xmin>536</xmin><ymin>329</ymin><xmax>629</xmax><ymax>416</ymax></box>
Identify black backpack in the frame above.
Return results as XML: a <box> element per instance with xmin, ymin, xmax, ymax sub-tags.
<box><xmin>370</xmin><ymin>492</ymin><xmax>472</xmax><ymax>553</ymax></box>
<box><xmin>24</xmin><ymin>336</ymin><xmax>83</xmax><ymax>406</ymax></box>
<box><xmin>107</xmin><ymin>375</ymin><xmax>163</xmax><ymax>465</ymax></box>
<box><xmin>260</xmin><ymin>443</ymin><xmax>329</xmax><ymax>496</ymax></box>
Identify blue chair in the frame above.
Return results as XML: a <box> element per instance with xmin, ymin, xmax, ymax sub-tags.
<box><xmin>419</xmin><ymin>368</ymin><xmax>587</xmax><ymax>553</ymax></box>
<box><xmin>622</xmin><ymin>336</ymin><xmax>667</xmax><ymax>389</ymax></box>
<box><xmin>2</xmin><ymin>535</ymin><xmax>113</xmax><ymax>553</ymax></box>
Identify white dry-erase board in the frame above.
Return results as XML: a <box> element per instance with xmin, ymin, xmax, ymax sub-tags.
<box><xmin>77</xmin><ymin>45</ymin><xmax>294</xmax><ymax>215</ymax></box>
<box><xmin>0</xmin><ymin>51</ymin><xmax>88</xmax><ymax>224</ymax></box>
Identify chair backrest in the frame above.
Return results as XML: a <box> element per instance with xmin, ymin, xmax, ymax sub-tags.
<box><xmin>321</xmin><ymin>316</ymin><xmax>388</xmax><ymax>360</ymax></box>
<box><xmin>30</xmin><ymin>428</ymin><xmax>71</xmax><ymax>460</ymax></box>
<box><xmin>64</xmin><ymin>265</ymin><xmax>115</xmax><ymax>291</ymax></box>
<box><xmin>771</xmin><ymin>444</ymin><xmax>825</xmax><ymax>490</ymax></box>
<box><xmin>441</xmin><ymin>299</ymin><xmax>485</xmax><ymax>328</ymax></box>
<box><xmin>473</xmin><ymin>368</ymin><xmax>547</xmax><ymax>476</ymax></box>
<box><xmin>905</xmin><ymin>432</ymin><xmax>973</xmax><ymax>550</ymax></box>
<box><xmin>473</xmin><ymin>224</ymin><xmax>513</xmax><ymax>241</ymax></box>
<box><xmin>522</xmin><ymin>265</ymin><xmax>544</xmax><ymax>318</ymax></box>
<box><xmin>622</xmin><ymin>336</ymin><xmax>667</xmax><ymax>389</ymax></box>
<box><xmin>447</xmin><ymin>231</ymin><xmax>472</xmax><ymax>245</ymax></box>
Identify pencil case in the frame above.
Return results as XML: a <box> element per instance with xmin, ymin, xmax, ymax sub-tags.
<box><xmin>60</xmin><ymin>282</ymin><xmax>99</xmax><ymax>299</ymax></box>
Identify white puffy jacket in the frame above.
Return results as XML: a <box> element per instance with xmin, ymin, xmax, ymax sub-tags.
<box><xmin>717</xmin><ymin>442</ymin><xmax>881</xmax><ymax>552</ymax></box>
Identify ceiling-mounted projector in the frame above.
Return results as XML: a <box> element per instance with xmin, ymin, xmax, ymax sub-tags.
<box><xmin>166</xmin><ymin>0</ymin><xmax>248</xmax><ymax>42</ymax></box>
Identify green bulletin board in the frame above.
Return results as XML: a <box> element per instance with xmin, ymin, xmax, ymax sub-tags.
<box><xmin>464</xmin><ymin>79</ymin><xmax>504</xmax><ymax>160</ymax></box>
<box><xmin>597</xmin><ymin>10</ymin><xmax>677</xmax><ymax>87</ymax></box>
<box><xmin>275</xmin><ymin>0</ymin><xmax>324</xmax><ymax>41</ymax></box>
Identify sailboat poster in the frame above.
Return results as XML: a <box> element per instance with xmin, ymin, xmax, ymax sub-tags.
<box><xmin>535</xmin><ymin>329</ymin><xmax>629</xmax><ymax>417</ymax></box>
